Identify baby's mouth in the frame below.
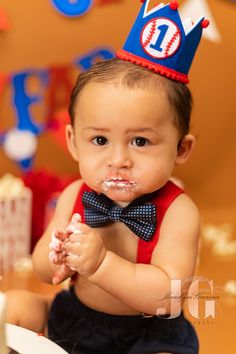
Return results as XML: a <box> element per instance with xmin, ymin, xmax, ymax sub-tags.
<box><xmin>101</xmin><ymin>176</ymin><xmax>137</xmax><ymax>192</ymax></box>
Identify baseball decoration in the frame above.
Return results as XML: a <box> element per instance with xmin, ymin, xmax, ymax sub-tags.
<box><xmin>117</xmin><ymin>0</ymin><xmax>209</xmax><ymax>84</ymax></box>
<box><xmin>141</xmin><ymin>18</ymin><xmax>181</xmax><ymax>59</ymax></box>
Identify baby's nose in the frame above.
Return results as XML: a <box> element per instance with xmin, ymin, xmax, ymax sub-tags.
<box><xmin>108</xmin><ymin>146</ymin><xmax>132</xmax><ymax>169</ymax></box>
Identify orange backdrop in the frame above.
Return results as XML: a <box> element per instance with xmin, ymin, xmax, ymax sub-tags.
<box><xmin>0</xmin><ymin>0</ymin><xmax>235</xmax><ymax>211</ymax></box>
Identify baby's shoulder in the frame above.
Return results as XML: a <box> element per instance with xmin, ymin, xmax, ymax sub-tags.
<box><xmin>160</xmin><ymin>192</ymin><xmax>200</xmax><ymax>242</ymax></box>
<box><xmin>62</xmin><ymin>179</ymin><xmax>84</xmax><ymax>197</ymax></box>
<box><xmin>167</xmin><ymin>193</ymin><xmax>200</xmax><ymax>222</ymax></box>
<box><xmin>54</xmin><ymin>179</ymin><xmax>84</xmax><ymax>217</ymax></box>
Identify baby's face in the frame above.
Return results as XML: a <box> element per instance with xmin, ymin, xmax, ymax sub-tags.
<box><xmin>67</xmin><ymin>82</ymin><xmax>181</xmax><ymax>205</ymax></box>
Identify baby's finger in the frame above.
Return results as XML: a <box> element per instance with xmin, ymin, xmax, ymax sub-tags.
<box><xmin>66</xmin><ymin>233</ymin><xmax>87</xmax><ymax>244</ymax></box>
<box><xmin>54</xmin><ymin>228</ymin><xmax>68</xmax><ymax>241</ymax></box>
<box><xmin>65</xmin><ymin>253</ymin><xmax>80</xmax><ymax>272</ymax></box>
<box><xmin>65</xmin><ymin>241</ymin><xmax>82</xmax><ymax>255</ymax></box>
<box><xmin>67</xmin><ymin>222</ymin><xmax>90</xmax><ymax>237</ymax></box>
<box><xmin>66</xmin><ymin>213</ymin><xmax>83</xmax><ymax>233</ymax></box>
<box><xmin>49</xmin><ymin>250</ymin><xmax>66</xmax><ymax>264</ymax></box>
<box><xmin>52</xmin><ymin>264</ymin><xmax>74</xmax><ymax>285</ymax></box>
<box><xmin>49</xmin><ymin>231</ymin><xmax>64</xmax><ymax>252</ymax></box>
<box><xmin>71</xmin><ymin>213</ymin><xmax>81</xmax><ymax>224</ymax></box>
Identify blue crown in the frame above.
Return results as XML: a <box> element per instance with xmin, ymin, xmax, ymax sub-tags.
<box><xmin>116</xmin><ymin>0</ymin><xmax>209</xmax><ymax>84</ymax></box>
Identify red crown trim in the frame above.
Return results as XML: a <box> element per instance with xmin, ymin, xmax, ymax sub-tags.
<box><xmin>116</xmin><ymin>49</ymin><xmax>189</xmax><ymax>84</ymax></box>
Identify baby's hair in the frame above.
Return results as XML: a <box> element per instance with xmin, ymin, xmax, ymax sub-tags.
<box><xmin>69</xmin><ymin>58</ymin><xmax>193</xmax><ymax>138</ymax></box>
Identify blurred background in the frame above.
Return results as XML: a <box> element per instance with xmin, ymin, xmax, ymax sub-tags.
<box><xmin>0</xmin><ymin>0</ymin><xmax>235</xmax><ymax>353</ymax></box>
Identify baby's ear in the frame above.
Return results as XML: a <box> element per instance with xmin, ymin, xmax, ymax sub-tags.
<box><xmin>65</xmin><ymin>124</ymin><xmax>79</xmax><ymax>162</ymax></box>
<box><xmin>175</xmin><ymin>134</ymin><xmax>195</xmax><ymax>165</ymax></box>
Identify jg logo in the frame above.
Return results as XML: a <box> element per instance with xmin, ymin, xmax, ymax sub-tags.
<box><xmin>156</xmin><ymin>277</ymin><xmax>220</xmax><ymax>320</ymax></box>
<box><xmin>51</xmin><ymin>0</ymin><xmax>93</xmax><ymax>17</ymax></box>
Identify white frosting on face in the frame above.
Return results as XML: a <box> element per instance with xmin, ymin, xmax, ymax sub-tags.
<box><xmin>101</xmin><ymin>176</ymin><xmax>138</xmax><ymax>192</ymax></box>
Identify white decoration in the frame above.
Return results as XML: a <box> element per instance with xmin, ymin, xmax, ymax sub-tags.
<box><xmin>3</xmin><ymin>129</ymin><xmax>37</xmax><ymax>161</ymax></box>
<box><xmin>0</xmin><ymin>175</ymin><xmax>32</xmax><ymax>274</ymax></box>
<box><xmin>6</xmin><ymin>324</ymin><xmax>68</xmax><ymax>354</ymax></box>
<box><xmin>0</xmin><ymin>293</ymin><xmax>7</xmax><ymax>354</ymax></box>
<box><xmin>224</xmin><ymin>280</ymin><xmax>236</xmax><ymax>297</ymax></box>
<box><xmin>180</xmin><ymin>0</ymin><xmax>221</xmax><ymax>43</ymax></box>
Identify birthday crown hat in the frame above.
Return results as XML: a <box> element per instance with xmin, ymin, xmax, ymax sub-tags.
<box><xmin>116</xmin><ymin>0</ymin><xmax>209</xmax><ymax>84</ymax></box>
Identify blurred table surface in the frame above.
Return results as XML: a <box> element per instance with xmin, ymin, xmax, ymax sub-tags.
<box><xmin>0</xmin><ymin>207</ymin><xmax>236</xmax><ymax>354</ymax></box>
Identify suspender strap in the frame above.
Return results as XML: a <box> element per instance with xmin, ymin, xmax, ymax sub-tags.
<box><xmin>136</xmin><ymin>181</ymin><xmax>183</xmax><ymax>264</ymax></box>
<box><xmin>72</xmin><ymin>183</ymin><xmax>92</xmax><ymax>223</ymax></box>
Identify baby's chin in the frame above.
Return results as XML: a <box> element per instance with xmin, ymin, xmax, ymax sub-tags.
<box><xmin>101</xmin><ymin>188</ymin><xmax>140</xmax><ymax>205</ymax></box>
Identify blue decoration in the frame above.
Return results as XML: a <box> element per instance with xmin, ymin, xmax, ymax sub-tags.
<box><xmin>51</xmin><ymin>0</ymin><xmax>93</xmax><ymax>17</ymax></box>
<box><xmin>0</xmin><ymin>134</ymin><xmax>5</xmax><ymax>145</ymax></box>
<box><xmin>19</xmin><ymin>156</ymin><xmax>34</xmax><ymax>171</ymax></box>
<box><xmin>11</xmin><ymin>70</ymin><xmax>48</xmax><ymax>135</ymax></box>
<box><xmin>1</xmin><ymin>47</ymin><xmax>115</xmax><ymax>172</ymax></box>
<box><xmin>74</xmin><ymin>47</ymin><xmax>114</xmax><ymax>71</ymax></box>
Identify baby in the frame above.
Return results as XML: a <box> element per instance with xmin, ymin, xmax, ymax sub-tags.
<box><xmin>6</xmin><ymin>1</ymin><xmax>210</xmax><ymax>352</ymax></box>
<box><xmin>32</xmin><ymin>58</ymin><xmax>200</xmax><ymax>353</ymax></box>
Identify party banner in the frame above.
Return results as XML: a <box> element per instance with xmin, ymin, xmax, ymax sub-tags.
<box><xmin>0</xmin><ymin>47</ymin><xmax>115</xmax><ymax>171</ymax></box>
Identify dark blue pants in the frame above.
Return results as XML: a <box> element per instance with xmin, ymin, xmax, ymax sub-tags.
<box><xmin>48</xmin><ymin>287</ymin><xmax>199</xmax><ymax>354</ymax></box>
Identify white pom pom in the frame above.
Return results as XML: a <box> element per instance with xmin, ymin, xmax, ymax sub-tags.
<box><xmin>3</xmin><ymin>129</ymin><xmax>37</xmax><ymax>161</ymax></box>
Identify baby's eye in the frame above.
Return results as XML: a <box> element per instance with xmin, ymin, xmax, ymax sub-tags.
<box><xmin>132</xmin><ymin>137</ymin><xmax>151</xmax><ymax>147</ymax></box>
<box><xmin>92</xmin><ymin>136</ymin><xmax>108</xmax><ymax>146</ymax></box>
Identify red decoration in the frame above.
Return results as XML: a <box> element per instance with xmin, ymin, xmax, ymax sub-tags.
<box><xmin>0</xmin><ymin>73</ymin><xmax>9</xmax><ymax>95</ymax></box>
<box><xmin>0</xmin><ymin>9</ymin><xmax>10</xmax><ymax>31</ymax></box>
<box><xmin>49</xmin><ymin>109</ymin><xmax>71</xmax><ymax>153</ymax></box>
<box><xmin>201</xmin><ymin>19</ymin><xmax>210</xmax><ymax>28</ymax></box>
<box><xmin>169</xmin><ymin>1</ymin><xmax>179</xmax><ymax>10</ymax></box>
<box><xmin>23</xmin><ymin>170</ymin><xmax>76</xmax><ymax>251</ymax></box>
<box><xmin>0</xmin><ymin>74</ymin><xmax>9</xmax><ymax>136</ymax></box>
<box><xmin>46</xmin><ymin>65</ymin><xmax>73</xmax><ymax>124</ymax></box>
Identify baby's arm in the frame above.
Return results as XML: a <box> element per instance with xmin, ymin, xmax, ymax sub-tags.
<box><xmin>65</xmin><ymin>193</ymin><xmax>200</xmax><ymax>315</ymax></box>
<box><xmin>32</xmin><ymin>179</ymin><xmax>83</xmax><ymax>284</ymax></box>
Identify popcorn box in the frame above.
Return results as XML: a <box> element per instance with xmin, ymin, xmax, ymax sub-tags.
<box><xmin>0</xmin><ymin>174</ymin><xmax>32</xmax><ymax>275</ymax></box>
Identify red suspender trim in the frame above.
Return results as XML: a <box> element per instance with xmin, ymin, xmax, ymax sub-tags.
<box><xmin>71</xmin><ymin>183</ymin><xmax>92</xmax><ymax>223</ymax></box>
<box><xmin>136</xmin><ymin>181</ymin><xmax>183</xmax><ymax>264</ymax></box>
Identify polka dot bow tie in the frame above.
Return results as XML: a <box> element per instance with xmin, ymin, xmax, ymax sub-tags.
<box><xmin>82</xmin><ymin>191</ymin><xmax>157</xmax><ymax>242</ymax></box>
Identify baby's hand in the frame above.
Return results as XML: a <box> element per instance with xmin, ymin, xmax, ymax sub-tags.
<box><xmin>49</xmin><ymin>213</ymin><xmax>82</xmax><ymax>264</ymax></box>
<box><xmin>64</xmin><ymin>223</ymin><xmax>106</xmax><ymax>278</ymax></box>
<box><xmin>49</xmin><ymin>213</ymin><xmax>82</xmax><ymax>284</ymax></box>
<box><xmin>49</xmin><ymin>229</ymin><xmax>68</xmax><ymax>264</ymax></box>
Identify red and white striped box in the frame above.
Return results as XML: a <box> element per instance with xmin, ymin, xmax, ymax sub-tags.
<box><xmin>0</xmin><ymin>174</ymin><xmax>32</xmax><ymax>275</ymax></box>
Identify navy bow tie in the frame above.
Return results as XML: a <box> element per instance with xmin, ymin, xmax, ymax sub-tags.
<box><xmin>82</xmin><ymin>191</ymin><xmax>157</xmax><ymax>242</ymax></box>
